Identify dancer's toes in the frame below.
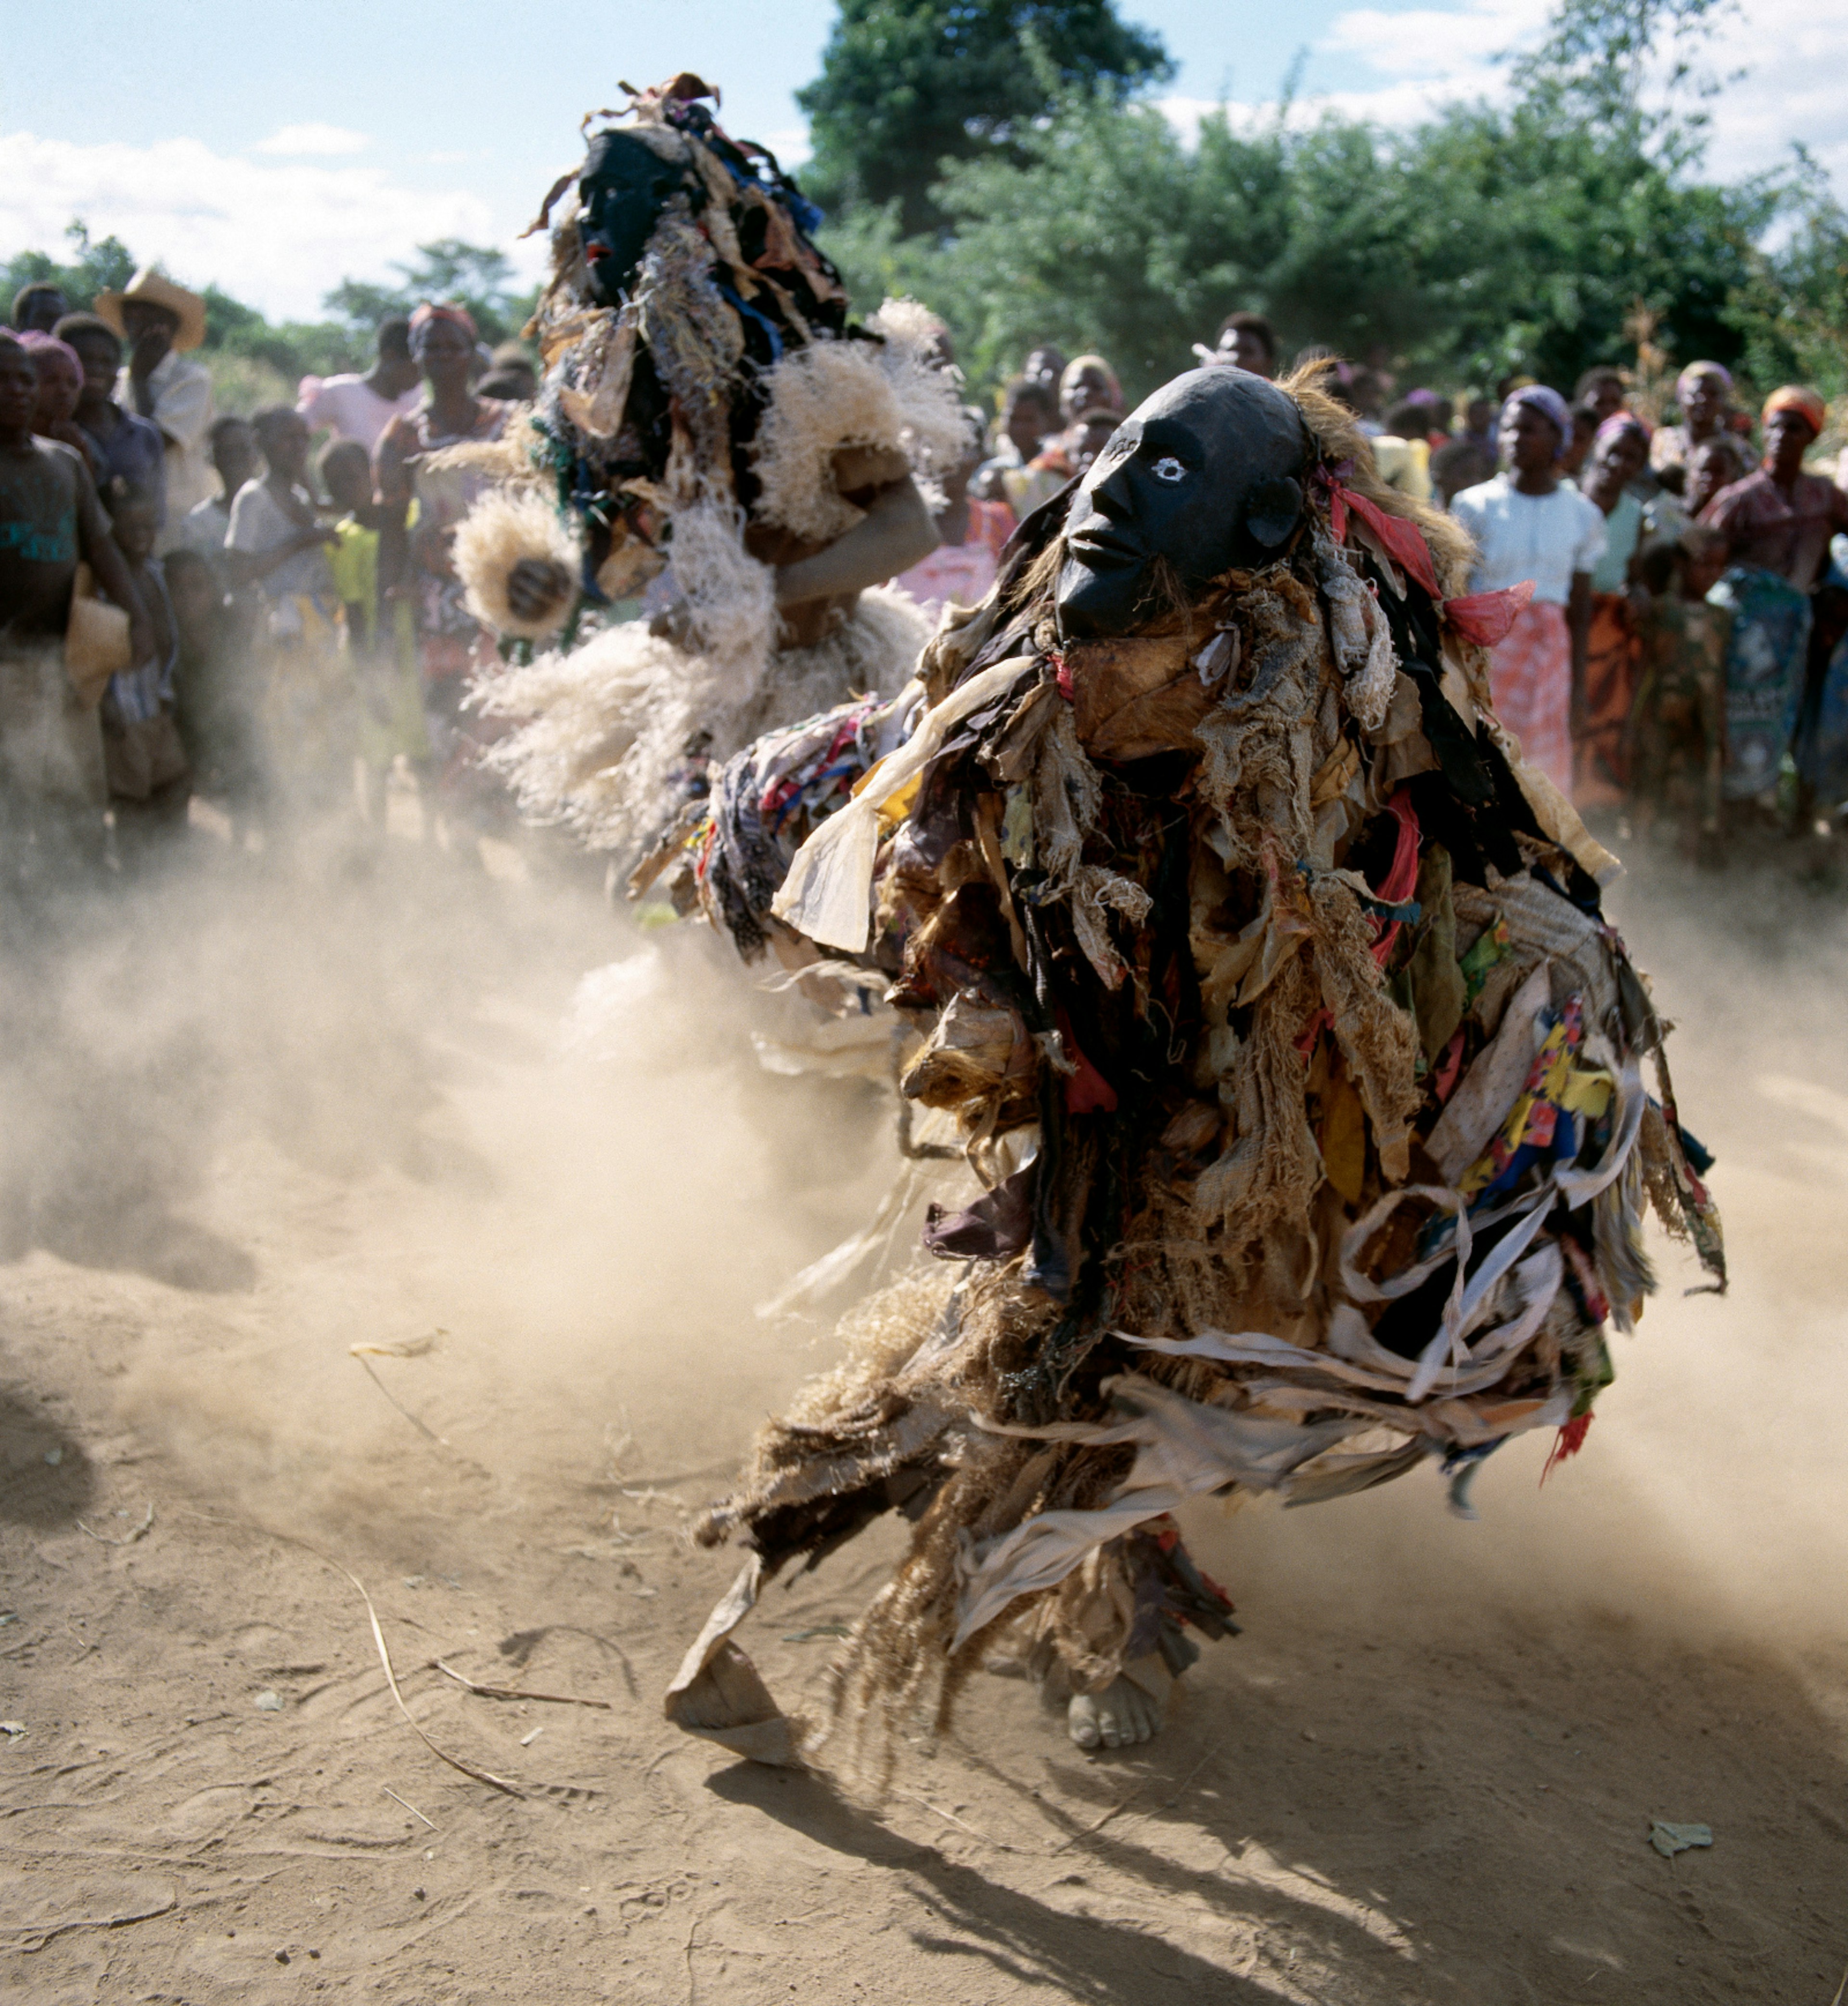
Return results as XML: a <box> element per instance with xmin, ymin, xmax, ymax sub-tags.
<box><xmin>1068</xmin><ymin>1676</ymin><xmax>1162</xmax><ymax>1750</ymax></box>
<box><xmin>1067</xmin><ymin>1691</ymin><xmax>1104</xmax><ymax>1749</ymax></box>
<box><xmin>1130</xmin><ymin>1684</ymin><xmax>1161</xmax><ymax>1743</ymax></box>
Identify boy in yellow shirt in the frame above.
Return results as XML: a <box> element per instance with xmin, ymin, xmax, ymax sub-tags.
<box><xmin>319</xmin><ymin>438</ymin><xmax>426</xmax><ymax>829</ymax></box>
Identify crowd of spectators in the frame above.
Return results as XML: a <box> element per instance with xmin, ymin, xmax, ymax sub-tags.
<box><xmin>0</xmin><ymin>270</ymin><xmax>528</xmax><ymax>894</ymax></box>
<box><xmin>955</xmin><ymin>315</ymin><xmax>1848</xmax><ymax>866</ymax></box>
<box><xmin>2</xmin><ymin>264</ymin><xmax>1845</xmax><ymax>907</ymax></box>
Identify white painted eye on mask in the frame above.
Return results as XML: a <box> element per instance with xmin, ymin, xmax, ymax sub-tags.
<box><xmin>1150</xmin><ymin>455</ymin><xmax>1188</xmax><ymax>484</ymax></box>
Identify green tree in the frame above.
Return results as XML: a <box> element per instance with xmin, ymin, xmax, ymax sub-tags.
<box><xmin>1</xmin><ymin>222</ymin><xmax>545</xmax><ymax>399</ymax></box>
<box><xmin>818</xmin><ymin>0</ymin><xmax>1798</xmax><ymax>404</ymax></box>
<box><xmin>1390</xmin><ymin>93</ymin><xmax>1772</xmax><ymax>391</ymax></box>
<box><xmin>1</xmin><ymin>218</ymin><xmax>135</xmax><ymax>319</ymax></box>
<box><xmin>322</xmin><ymin>238</ymin><xmax>538</xmax><ymax>346</ymax></box>
<box><xmin>1729</xmin><ymin>166</ymin><xmax>1848</xmax><ymax>402</ymax></box>
<box><xmin>797</xmin><ymin>0</ymin><xmax>1171</xmax><ymax>233</ymax></box>
<box><xmin>203</xmin><ymin>284</ymin><xmax>370</xmax><ymax>383</ymax></box>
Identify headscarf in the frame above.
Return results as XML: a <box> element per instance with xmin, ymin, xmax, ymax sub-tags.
<box><xmin>1594</xmin><ymin>410</ymin><xmax>1649</xmax><ymax>451</ymax></box>
<box><xmin>1675</xmin><ymin>360</ymin><xmax>1731</xmax><ymax>402</ymax></box>
<box><xmin>1762</xmin><ymin>385</ymin><xmax>1827</xmax><ymax>440</ymax></box>
<box><xmin>1060</xmin><ymin>354</ymin><xmax>1121</xmax><ymax>410</ymax></box>
<box><xmin>14</xmin><ymin>328</ymin><xmax>83</xmax><ymax>377</ymax></box>
<box><xmin>409</xmin><ymin>301</ymin><xmax>478</xmax><ymax>351</ymax></box>
<box><xmin>1500</xmin><ymin>383</ymin><xmax>1573</xmax><ymax>458</ymax></box>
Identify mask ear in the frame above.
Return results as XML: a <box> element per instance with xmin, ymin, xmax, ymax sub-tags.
<box><xmin>1245</xmin><ymin>475</ymin><xmax>1303</xmax><ymax>549</ymax></box>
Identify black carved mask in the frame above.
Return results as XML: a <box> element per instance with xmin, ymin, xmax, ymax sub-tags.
<box><xmin>1055</xmin><ymin>368</ymin><xmax>1309</xmax><ymax>639</ymax></box>
<box><xmin>578</xmin><ymin>131</ymin><xmax>703</xmax><ymax>307</ymax></box>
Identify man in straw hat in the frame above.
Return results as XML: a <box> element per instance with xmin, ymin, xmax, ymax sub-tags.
<box><xmin>95</xmin><ymin>268</ymin><xmax>216</xmax><ymax>545</ymax></box>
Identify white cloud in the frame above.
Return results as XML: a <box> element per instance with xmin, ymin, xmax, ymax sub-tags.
<box><xmin>1694</xmin><ymin>0</ymin><xmax>1848</xmax><ymax>195</ymax></box>
<box><xmin>255</xmin><ymin>123</ymin><xmax>370</xmax><ymax>157</ymax></box>
<box><xmin>758</xmin><ymin>128</ymin><xmax>813</xmax><ymax>170</ymax></box>
<box><xmin>1322</xmin><ymin>0</ymin><xmax>1545</xmax><ymax>79</ymax></box>
<box><xmin>1162</xmin><ymin>0</ymin><xmax>1848</xmax><ymax>200</ymax></box>
<box><xmin>0</xmin><ymin>131</ymin><xmax>520</xmax><ymax>320</ymax></box>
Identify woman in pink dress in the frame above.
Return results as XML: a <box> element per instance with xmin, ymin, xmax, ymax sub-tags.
<box><xmin>1449</xmin><ymin>386</ymin><xmax>1606</xmax><ymax>795</ymax></box>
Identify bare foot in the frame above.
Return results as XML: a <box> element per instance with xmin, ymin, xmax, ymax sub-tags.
<box><xmin>1067</xmin><ymin>1676</ymin><xmax>1163</xmax><ymax>1750</ymax></box>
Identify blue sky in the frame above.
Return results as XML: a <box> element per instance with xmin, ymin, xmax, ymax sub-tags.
<box><xmin>3</xmin><ymin>0</ymin><xmax>1840</xmax><ymax>318</ymax></box>
<box><xmin>6</xmin><ymin>2</ymin><xmax>1429</xmax><ymax>167</ymax></box>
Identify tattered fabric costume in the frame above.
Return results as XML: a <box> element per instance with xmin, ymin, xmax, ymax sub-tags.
<box><xmin>664</xmin><ymin>365</ymin><xmax>1725</xmax><ymax>1772</ymax></box>
<box><xmin>442</xmin><ymin>74</ymin><xmax>965</xmax><ymax>870</ymax></box>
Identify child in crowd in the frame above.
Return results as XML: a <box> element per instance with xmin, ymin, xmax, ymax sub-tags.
<box><xmin>0</xmin><ymin>331</ymin><xmax>153</xmax><ymax>888</ymax></box>
<box><xmin>179</xmin><ymin>415</ymin><xmax>258</xmax><ymax>576</ymax></box>
<box><xmin>1560</xmin><ymin>399</ymin><xmax>1600</xmax><ymax>482</ymax></box>
<box><xmin>1683</xmin><ymin>435</ymin><xmax>1747</xmax><ymax>522</ymax></box>
<box><xmin>972</xmin><ymin>375</ymin><xmax>1055</xmax><ymax>503</ymax></box>
<box><xmin>162</xmin><ymin>546</ymin><xmax>263</xmax><ymax>841</ymax></box>
<box><xmin>319</xmin><ymin>439</ymin><xmax>381</xmax><ymax>650</ymax></box>
<box><xmin>1004</xmin><ymin>356</ymin><xmax>1122</xmax><ymax>516</ymax></box>
<box><xmin>98</xmin><ymin>481</ymin><xmax>190</xmax><ymax>867</ymax></box>
<box><xmin>319</xmin><ymin>436</ymin><xmax>426</xmax><ymax>829</ymax></box>
<box><xmin>1371</xmin><ymin>397</ymin><xmax>1436</xmax><ymax>500</ymax></box>
<box><xmin>1431</xmin><ymin>395</ymin><xmax>1499</xmax><ymax>506</ymax></box>
<box><xmin>225</xmin><ymin>406</ymin><xmax>351</xmax><ymax>820</ymax></box>
<box><xmin>54</xmin><ymin>314</ymin><xmax>167</xmax><ymax>519</ymax></box>
<box><xmin>1573</xmin><ymin>413</ymin><xmax>1653</xmax><ymax>806</ymax></box>
<box><xmin>1628</xmin><ymin>528</ymin><xmax>1730</xmax><ymax>861</ymax></box>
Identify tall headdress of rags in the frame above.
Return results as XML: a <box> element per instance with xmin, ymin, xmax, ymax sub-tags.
<box><xmin>448</xmin><ymin>74</ymin><xmax>967</xmax><ymax>859</ymax></box>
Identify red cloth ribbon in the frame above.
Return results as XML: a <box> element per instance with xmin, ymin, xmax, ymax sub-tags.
<box><xmin>1442</xmin><ymin>580</ymin><xmax>1534</xmax><ymax>648</ymax></box>
<box><xmin>1541</xmin><ymin>1412</ymin><xmax>1593</xmax><ymax>1485</ymax></box>
<box><xmin>1366</xmin><ymin>788</ymin><xmax>1423</xmax><ymax>968</ymax></box>
<box><xmin>1323</xmin><ymin>471</ymin><xmax>1535</xmax><ymax>650</ymax></box>
<box><xmin>1375</xmin><ymin>789</ymin><xmax>1422</xmax><ymax>906</ymax></box>
<box><xmin>1328</xmin><ymin>478</ymin><xmax>1442</xmax><ymax>601</ymax></box>
<box><xmin>1054</xmin><ymin>1005</ymin><xmax>1117</xmax><ymax>1114</ymax></box>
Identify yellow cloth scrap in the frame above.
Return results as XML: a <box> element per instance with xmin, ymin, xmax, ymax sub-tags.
<box><xmin>1320</xmin><ymin>1071</ymin><xmax>1369</xmax><ymax>1203</ymax></box>
<box><xmin>1457</xmin><ymin>1011</ymin><xmax>1614</xmax><ymax>1200</ymax></box>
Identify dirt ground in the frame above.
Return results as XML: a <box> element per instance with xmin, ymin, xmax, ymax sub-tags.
<box><xmin>2</xmin><ymin>820</ymin><xmax>1847</xmax><ymax>2005</ymax></box>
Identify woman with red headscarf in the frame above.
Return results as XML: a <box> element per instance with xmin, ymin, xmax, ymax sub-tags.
<box><xmin>374</xmin><ymin>303</ymin><xmax>514</xmax><ymax>837</ymax></box>
<box><xmin>1700</xmin><ymin>385</ymin><xmax>1848</xmax><ymax>811</ymax></box>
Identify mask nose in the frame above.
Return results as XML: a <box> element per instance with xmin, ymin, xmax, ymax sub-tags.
<box><xmin>1081</xmin><ymin>457</ymin><xmax>1139</xmax><ymax>531</ymax></box>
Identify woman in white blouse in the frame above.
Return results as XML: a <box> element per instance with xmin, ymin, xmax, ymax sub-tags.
<box><xmin>1450</xmin><ymin>385</ymin><xmax>1606</xmax><ymax>795</ymax></box>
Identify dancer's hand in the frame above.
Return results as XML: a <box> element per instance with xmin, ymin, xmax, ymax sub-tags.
<box><xmin>506</xmin><ymin>556</ymin><xmax>574</xmax><ymax>624</ymax></box>
<box><xmin>647</xmin><ymin>602</ymin><xmax>693</xmax><ymax>648</ymax></box>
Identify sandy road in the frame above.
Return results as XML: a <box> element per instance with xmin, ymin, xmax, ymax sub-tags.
<box><xmin>0</xmin><ymin>829</ymin><xmax>1845</xmax><ymax>2003</ymax></box>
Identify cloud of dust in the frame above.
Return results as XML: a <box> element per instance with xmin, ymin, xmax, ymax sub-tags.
<box><xmin>0</xmin><ymin>815</ymin><xmax>906</xmax><ymax>1554</ymax></box>
<box><xmin>8</xmin><ymin>818</ymin><xmax>1844</xmax><ymax>1686</ymax></box>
